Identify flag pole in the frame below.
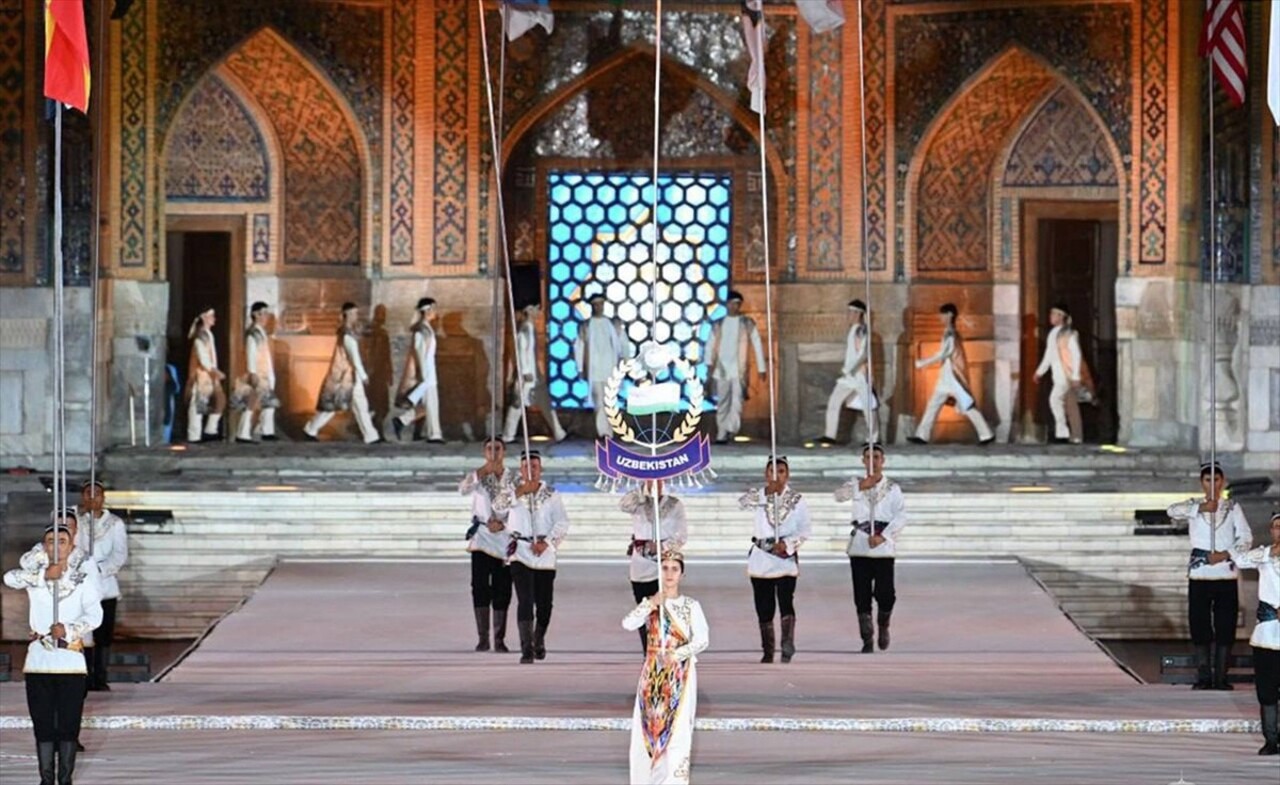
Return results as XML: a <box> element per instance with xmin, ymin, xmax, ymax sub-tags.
<box><xmin>52</xmin><ymin>100</ymin><xmax>65</xmax><ymax>630</ymax></box>
<box><xmin>1206</xmin><ymin>47</ymin><xmax>1219</xmax><ymax>550</ymax></box>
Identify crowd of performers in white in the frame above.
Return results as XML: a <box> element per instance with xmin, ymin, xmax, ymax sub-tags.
<box><xmin>181</xmin><ymin>293</ymin><xmax>1098</xmax><ymax>449</ymax></box>
<box><xmin>3</xmin><ymin>455</ymin><xmax>1276</xmax><ymax>783</ymax></box>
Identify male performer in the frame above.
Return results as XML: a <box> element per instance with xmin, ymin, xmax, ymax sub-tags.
<box><xmin>741</xmin><ymin>456</ymin><xmax>811</xmax><ymax>663</ymax></box>
<box><xmin>1033</xmin><ymin>303</ymin><xmax>1084</xmax><ymax>444</ymax></box>
<box><xmin>1233</xmin><ymin>512</ymin><xmax>1280</xmax><ymax>755</ymax></box>
<box><xmin>461</xmin><ymin>439</ymin><xmax>516</xmax><ymax>652</ymax></box>
<box><xmin>707</xmin><ymin>290</ymin><xmax>766</xmax><ymax>444</ymax></box>
<box><xmin>184</xmin><ymin>307</ymin><xmax>225</xmax><ymax>443</ymax></box>
<box><xmin>1167</xmin><ymin>462</ymin><xmax>1252</xmax><ymax>690</ymax></box>
<box><xmin>231</xmin><ymin>301</ymin><xmax>279</xmax><ymax>444</ymax></box>
<box><xmin>908</xmin><ymin>303</ymin><xmax>994</xmax><ymax>445</ymax></box>
<box><xmin>77</xmin><ymin>481</ymin><xmax>127</xmax><ymax>691</ymax></box>
<box><xmin>499</xmin><ymin>450</ymin><xmax>570</xmax><ymax>664</ymax></box>
<box><xmin>393</xmin><ymin>297</ymin><xmax>444</xmax><ymax>443</ymax></box>
<box><xmin>835</xmin><ymin>443</ymin><xmax>906</xmax><ymax>653</ymax></box>
<box><xmin>620</xmin><ymin>480</ymin><xmax>688</xmax><ymax>651</ymax></box>
<box><xmin>574</xmin><ymin>292</ymin><xmax>625</xmax><ymax>439</ymax></box>
<box><xmin>502</xmin><ymin>304</ymin><xmax>567</xmax><ymax>444</ymax></box>
<box><xmin>304</xmin><ymin>302</ymin><xmax>382</xmax><ymax>443</ymax></box>
<box><xmin>820</xmin><ymin>299</ymin><xmax>879</xmax><ymax>445</ymax></box>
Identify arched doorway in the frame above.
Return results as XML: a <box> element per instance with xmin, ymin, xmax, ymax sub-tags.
<box><xmin>904</xmin><ymin>46</ymin><xmax>1124</xmax><ymax>443</ymax></box>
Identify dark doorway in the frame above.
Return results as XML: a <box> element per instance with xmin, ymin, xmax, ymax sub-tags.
<box><xmin>1020</xmin><ymin>204</ymin><xmax>1119</xmax><ymax>444</ymax></box>
<box><xmin>165</xmin><ymin>231</ymin><xmax>232</xmax><ymax>442</ymax></box>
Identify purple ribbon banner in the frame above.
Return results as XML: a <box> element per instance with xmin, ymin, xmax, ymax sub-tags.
<box><xmin>595</xmin><ymin>435</ymin><xmax>712</xmax><ymax>482</ymax></box>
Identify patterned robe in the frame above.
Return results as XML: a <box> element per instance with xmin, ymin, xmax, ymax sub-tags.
<box><xmin>623</xmin><ymin>595</ymin><xmax>709</xmax><ymax>785</ymax></box>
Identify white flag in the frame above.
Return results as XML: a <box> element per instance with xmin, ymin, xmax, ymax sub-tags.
<box><xmin>627</xmin><ymin>382</ymin><xmax>682</xmax><ymax>416</ymax></box>
<box><xmin>796</xmin><ymin>1</ymin><xmax>846</xmax><ymax>34</ymax></box>
<box><xmin>741</xmin><ymin>0</ymin><xmax>766</xmax><ymax>115</ymax></box>
<box><xmin>1270</xmin><ymin>1</ymin><xmax>1280</xmax><ymax>125</ymax></box>
<box><xmin>502</xmin><ymin>1</ymin><xmax>554</xmax><ymax>41</ymax></box>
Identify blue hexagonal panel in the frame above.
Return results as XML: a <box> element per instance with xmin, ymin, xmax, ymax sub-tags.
<box><xmin>546</xmin><ymin>170</ymin><xmax>732</xmax><ymax>410</ymax></box>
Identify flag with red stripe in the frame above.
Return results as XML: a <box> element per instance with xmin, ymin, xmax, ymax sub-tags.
<box><xmin>1200</xmin><ymin>0</ymin><xmax>1247</xmax><ymax>106</ymax></box>
<box><xmin>44</xmin><ymin>0</ymin><xmax>91</xmax><ymax>113</ymax></box>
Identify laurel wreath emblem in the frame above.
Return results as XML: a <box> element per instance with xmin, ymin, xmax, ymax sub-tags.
<box><xmin>603</xmin><ymin>357</ymin><xmax>703</xmax><ymax>448</ymax></box>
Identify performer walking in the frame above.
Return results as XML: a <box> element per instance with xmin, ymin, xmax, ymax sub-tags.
<box><xmin>184</xmin><ymin>306</ymin><xmax>225</xmax><ymax>443</ymax></box>
<box><xmin>393</xmin><ymin>297</ymin><xmax>444</xmax><ymax>443</ymax></box>
<box><xmin>820</xmin><ymin>299</ymin><xmax>878</xmax><ymax>445</ymax></box>
<box><xmin>499</xmin><ymin>450</ymin><xmax>570</xmax><ymax>663</ymax></box>
<box><xmin>4</xmin><ymin>524</ymin><xmax>103</xmax><ymax>785</ymax></box>
<box><xmin>707</xmin><ymin>290</ymin><xmax>766</xmax><ymax>444</ymax></box>
<box><xmin>231</xmin><ymin>301</ymin><xmax>279</xmax><ymax>444</ymax></box>
<box><xmin>621</xmin><ymin>481</ymin><xmax>688</xmax><ymax>652</ymax></box>
<box><xmin>741</xmin><ymin>456</ymin><xmax>811</xmax><ymax>663</ymax></box>
<box><xmin>1033</xmin><ymin>303</ymin><xmax>1085</xmax><ymax>444</ymax></box>
<box><xmin>1167</xmin><ymin>462</ymin><xmax>1251</xmax><ymax>690</ymax></box>
<box><xmin>908</xmin><ymin>303</ymin><xmax>994</xmax><ymax>445</ymax></box>
<box><xmin>623</xmin><ymin>548</ymin><xmax>709</xmax><ymax>785</ymax></box>
<box><xmin>575</xmin><ymin>292</ymin><xmax>625</xmax><ymax>439</ymax></box>
<box><xmin>1233</xmin><ymin>512</ymin><xmax>1280</xmax><ymax>755</ymax></box>
<box><xmin>835</xmin><ymin>443</ymin><xmax>906</xmax><ymax>653</ymax></box>
<box><xmin>461</xmin><ymin>439</ymin><xmax>516</xmax><ymax>652</ymax></box>
<box><xmin>77</xmin><ymin>480</ymin><xmax>128</xmax><ymax>691</ymax></box>
<box><xmin>304</xmin><ymin>303</ymin><xmax>382</xmax><ymax>444</ymax></box>
<box><xmin>502</xmin><ymin>304</ymin><xmax>568</xmax><ymax>444</ymax></box>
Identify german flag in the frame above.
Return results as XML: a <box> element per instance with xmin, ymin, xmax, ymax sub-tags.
<box><xmin>44</xmin><ymin>0</ymin><xmax>91</xmax><ymax>113</ymax></box>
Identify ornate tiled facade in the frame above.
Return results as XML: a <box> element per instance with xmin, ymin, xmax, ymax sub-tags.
<box><xmin>223</xmin><ymin>31</ymin><xmax>362</xmax><ymax>266</ymax></box>
<box><xmin>0</xmin><ymin>4</ymin><xmax>24</xmax><ymax>276</ymax></box>
<box><xmin>1137</xmin><ymin>0</ymin><xmax>1169</xmax><ymax>264</ymax></box>
<box><xmin>1004</xmin><ymin>88</ymin><xmax>1120</xmax><ymax>188</ymax></box>
<box><xmin>163</xmin><ymin>75</ymin><xmax>270</xmax><ymax>201</ymax></box>
<box><xmin>433</xmin><ymin>0</ymin><xmax>469</xmax><ymax>266</ymax></box>
<box><xmin>805</xmin><ymin>28</ymin><xmax>842</xmax><ymax>273</ymax></box>
<box><xmin>118</xmin><ymin>0</ymin><xmax>148</xmax><ymax>268</ymax></box>
<box><xmin>389</xmin><ymin>0</ymin><xmax>415</xmax><ymax>266</ymax></box>
<box><xmin>915</xmin><ymin>49</ymin><xmax>1056</xmax><ymax>273</ymax></box>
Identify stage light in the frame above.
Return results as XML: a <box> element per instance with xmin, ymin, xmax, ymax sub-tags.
<box><xmin>1099</xmin><ymin>444</ymin><xmax>1127</xmax><ymax>453</ymax></box>
<box><xmin>253</xmin><ymin>485</ymin><xmax>300</xmax><ymax>492</ymax></box>
<box><xmin>1009</xmin><ymin>486</ymin><xmax>1053</xmax><ymax>493</ymax></box>
<box><xmin>169</xmin><ymin>445</ymin><xmax>187</xmax><ymax>452</ymax></box>
<box><xmin>733</xmin><ymin>435</ymin><xmax>751</xmax><ymax>443</ymax></box>
<box><xmin>530</xmin><ymin>435</ymin><xmax>551</xmax><ymax>442</ymax></box>
<box><xmin>802</xmin><ymin>441</ymin><xmax>815</xmax><ymax>448</ymax></box>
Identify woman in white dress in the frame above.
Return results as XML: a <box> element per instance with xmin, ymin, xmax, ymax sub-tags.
<box><xmin>623</xmin><ymin>548</ymin><xmax>709</xmax><ymax>785</ymax></box>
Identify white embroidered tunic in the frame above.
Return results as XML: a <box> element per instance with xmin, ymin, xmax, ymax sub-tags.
<box><xmin>740</xmin><ymin>486</ymin><xmax>811</xmax><ymax>579</ymax></box>
<box><xmin>1233</xmin><ymin>544</ymin><xmax>1280</xmax><ymax>651</ymax></box>
<box><xmin>460</xmin><ymin>468</ymin><xmax>517</xmax><ymax>561</ymax></box>
<box><xmin>4</xmin><ymin>561</ymin><xmax>103</xmax><ymax>674</ymax></box>
<box><xmin>499</xmin><ymin>482</ymin><xmax>570</xmax><ymax>570</ymax></box>
<box><xmin>76</xmin><ymin>511</ymin><xmax>129</xmax><ymax>600</ymax></box>
<box><xmin>1166</xmin><ymin>497</ymin><xmax>1252</xmax><ymax>580</ymax></box>
<box><xmin>835</xmin><ymin>476</ymin><xmax>907</xmax><ymax>558</ymax></box>
<box><xmin>620</xmin><ymin>490</ymin><xmax>689</xmax><ymax>583</ymax></box>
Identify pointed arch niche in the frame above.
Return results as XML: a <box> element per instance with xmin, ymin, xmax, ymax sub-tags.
<box><xmin>160</xmin><ymin>27</ymin><xmax>372</xmax><ymax>273</ymax></box>
<box><xmin>498</xmin><ymin>46</ymin><xmax>790</xmax><ymax>284</ymax></box>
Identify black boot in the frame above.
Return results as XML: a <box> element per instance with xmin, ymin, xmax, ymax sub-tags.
<box><xmin>758</xmin><ymin>622</ymin><xmax>775</xmax><ymax>664</ymax></box>
<box><xmin>1260</xmin><ymin>703</ymin><xmax>1279</xmax><ymax>755</ymax></box>
<box><xmin>533</xmin><ymin>623</ymin><xmax>548</xmax><ymax>660</ymax></box>
<box><xmin>1191</xmin><ymin>643</ymin><xmax>1212</xmax><ymax>689</ymax></box>
<box><xmin>780</xmin><ymin>615</ymin><xmax>796</xmax><ymax>663</ymax></box>
<box><xmin>492</xmin><ymin>608</ymin><xmax>509</xmax><ymax>653</ymax></box>
<box><xmin>37</xmin><ymin>741</ymin><xmax>55</xmax><ymax>785</ymax></box>
<box><xmin>94</xmin><ymin>645</ymin><xmax>112</xmax><ymax>691</ymax></box>
<box><xmin>1212</xmin><ymin>643</ymin><xmax>1234</xmax><ymax>690</ymax></box>
<box><xmin>57</xmin><ymin>740</ymin><xmax>77</xmax><ymax>785</ymax></box>
<box><xmin>517</xmin><ymin>620</ymin><xmax>534</xmax><ymax>664</ymax></box>
<box><xmin>858</xmin><ymin>613</ymin><xmax>874</xmax><ymax>654</ymax></box>
<box><xmin>877</xmin><ymin>611</ymin><xmax>891</xmax><ymax>651</ymax></box>
<box><xmin>473</xmin><ymin>607</ymin><xmax>490</xmax><ymax>652</ymax></box>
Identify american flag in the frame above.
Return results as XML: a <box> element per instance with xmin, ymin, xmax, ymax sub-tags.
<box><xmin>1200</xmin><ymin>0</ymin><xmax>1248</xmax><ymax>106</ymax></box>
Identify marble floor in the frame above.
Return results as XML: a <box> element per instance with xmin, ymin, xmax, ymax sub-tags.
<box><xmin>0</xmin><ymin>560</ymin><xmax>1268</xmax><ymax>784</ymax></box>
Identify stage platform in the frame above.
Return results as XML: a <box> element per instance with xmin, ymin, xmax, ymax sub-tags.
<box><xmin>98</xmin><ymin>439</ymin><xmax>1203</xmax><ymax>491</ymax></box>
<box><xmin>0</xmin><ymin>560</ymin><xmax>1269</xmax><ymax>784</ymax></box>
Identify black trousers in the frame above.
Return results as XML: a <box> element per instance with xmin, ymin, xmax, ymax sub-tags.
<box><xmin>631</xmin><ymin>580</ymin><xmax>659</xmax><ymax>604</ymax></box>
<box><xmin>25</xmin><ymin>673</ymin><xmax>86</xmax><ymax>743</ymax></box>
<box><xmin>850</xmin><ymin>557</ymin><xmax>896</xmax><ymax>615</ymax></box>
<box><xmin>1255</xmin><ymin>646</ymin><xmax>1280</xmax><ymax>706</ymax></box>
<box><xmin>470</xmin><ymin>552</ymin><xmax>512</xmax><ymax>610</ymax></box>
<box><xmin>1188</xmin><ymin>579</ymin><xmax>1238</xmax><ymax>645</ymax></box>
<box><xmin>510</xmin><ymin>563</ymin><xmax>556</xmax><ymax>628</ymax></box>
<box><xmin>751</xmin><ymin>576</ymin><xmax>796</xmax><ymax>623</ymax></box>
<box><xmin>87</xmin><ymin>597</ymin><xmax>118</xmax><ymax>687</ymax></box>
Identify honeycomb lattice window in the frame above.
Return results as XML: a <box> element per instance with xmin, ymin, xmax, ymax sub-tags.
<box><xmin>546</xmin><ymin>171</ymin><xmax>732</xmax><ymax>410</ymax></box>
